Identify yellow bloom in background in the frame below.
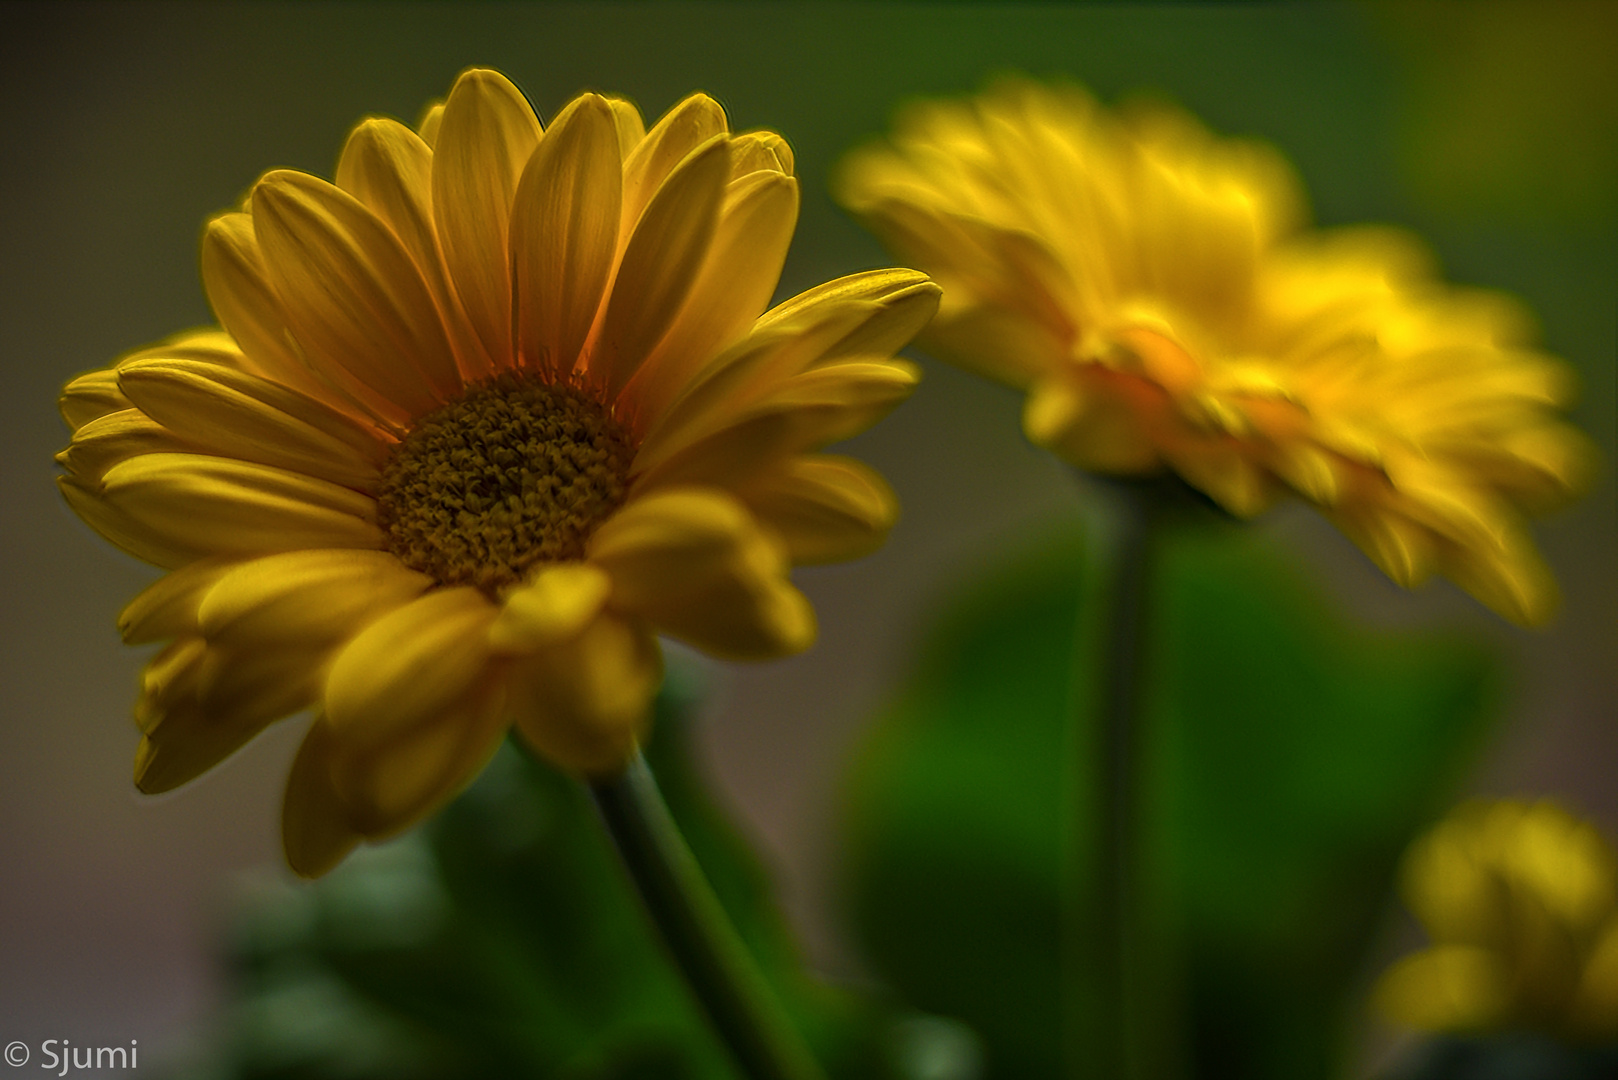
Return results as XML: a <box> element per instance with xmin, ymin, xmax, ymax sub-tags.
<box><xmin>836</xmin><ymin>79</ymin><xmax>1593</xmax><ymax>625</ymax></box>
<box><xmin>1374</xmin><ymin>800</ymin><xmax>1618</xmax><ymax>1040</ymax></box>
<box><xmin>57</xmin><ymin>68</ymin><xmax>939</xmax><ymax>876</ymax></box>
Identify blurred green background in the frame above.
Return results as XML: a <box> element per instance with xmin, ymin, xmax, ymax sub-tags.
<box><xmin>1</xmin><ymin>1</ymin><xmax>1612</xmax><ymax>1074</ymax></box>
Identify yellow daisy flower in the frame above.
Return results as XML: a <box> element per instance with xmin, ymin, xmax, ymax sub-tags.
<box><xmin>836</xmin><ymin>78</ymin><xmax>1592</xmax><ymax>625</ymax></box>
<box><xmin>1374</xmin><ymin>800</ymin><xmax>1618</xmax><ymax>1041</ymax></box>
<box><xmin>57</xmin><ymin>69</ymin><xmax>939</xmax><ymax>876</ymax></box>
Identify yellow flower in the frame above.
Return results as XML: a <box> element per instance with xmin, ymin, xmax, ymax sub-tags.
<box><xmin>57</xmin><ymin>69</ymin><xmax>939</xmax><ymax>876</ymax></box>
<box><xmin>1374</xmin><ymin>799</ymin><xmax>1618</xmax><ymax>1041</ymax></box>
<box><xmin>836</xmin><ymin>79</ymin><xmax>1592</xmax><ymax>625</ymax></box>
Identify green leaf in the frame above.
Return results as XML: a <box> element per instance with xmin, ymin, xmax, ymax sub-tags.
<box><xmin>840</xmin><ymin>515</ymin><xmax>1500</xmax><ymax>1080</ymax></box>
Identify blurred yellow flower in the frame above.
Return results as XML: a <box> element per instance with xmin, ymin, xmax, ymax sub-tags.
<box><xmin>58</xmin><ymin>68</ymin><xmax>938</xmax><ymax>876</ymax></box>
<box><xmin>1374</xmin><ymin>799</ymin><xmax>1618</xmax><ymax>1040</ymax></box>
<box><xmin>836</xmin><ymin>79</ymin><xmax>1592</xmax><ymax>625</ymax></box>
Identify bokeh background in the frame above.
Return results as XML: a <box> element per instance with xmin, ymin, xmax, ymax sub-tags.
<box><xmin>1</xmin><ymin>0</ymin><xmax>1613</xmax><ymax>1071</ymax></box>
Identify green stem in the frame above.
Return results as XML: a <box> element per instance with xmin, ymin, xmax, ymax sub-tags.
<box><xmin>1063</xmin><ymin>478</ymin><xmax>1159</xmax><ymax>1080</ymax></box>
<box><xmin>589</xmin><ymin>753</ymin><xmax>826</xmax><ymax>1080</ymax></box>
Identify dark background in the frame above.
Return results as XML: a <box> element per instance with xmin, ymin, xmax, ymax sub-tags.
<box><xmin>1</xmin><ymin>2</ymin><xmax>1612</xmax><ymax>1071</ymax></box>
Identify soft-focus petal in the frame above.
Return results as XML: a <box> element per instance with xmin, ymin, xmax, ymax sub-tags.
<box><xmin>507</xmin><ymin>611</ymin><xmax>661</xmax><ymax>775</ymax></box>
<box><xmin>488</xmin><ymin>562</ymin><xmax>612</xmax><ymax>654</ymax></box>
<box><xmin>282</xmin><ymin>719</ymin><xmax>362</xmax><ymax>878</ymax></box>
<box><xmin>118</xmin><ymin>558</ymin><xmax>235</xmax><ymax>644</ymax></box>
<box><xmin>198</xmin><ymin>549</ymin><xmax>431</xmax><ymax>646</ymax></box>
<box><xmin>589</xmin><ymin>488</ymin><xmax>815</xmax><ymax>658</ymax></box>
<box><xmin>736</xmin><ymin>455</ymin><xmax>899</xmax><ymax>564</ymax></box>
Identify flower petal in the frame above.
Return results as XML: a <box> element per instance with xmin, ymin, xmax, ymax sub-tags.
<box><xmin>510</xmin><ymin>93</ymin><xmax>623</xmax><ymax>380</ymax></box>
<box><xmin>59</xmin><ymin>369</ymin><xmax>132</xmax><ymax>432</ymax></box>
<box><xmin>624</xmin><ymin>169</ymin><xmax>800</xmax><ymax>425</ymax></box>
<box><xmin>488</xmin><ymin>562</ymin><xmax>612</xmax><ymax>654</ymax></box>
<box><xmin>134</xmin><ymin>639</ymin><xmax>327</xmax><ymax>793</ymax></box>
<box><xmin>604</xmin><ymin>96</ymin><xmax>646</xmax><ymax>159</ymax></box>
<box><xmin>636</xmin><ymin>360</ymin><xmax>921</xmax><ymax>492</ymax></box>
<box><xmin>198</xmin><ymin>549</ymin><xmax>431</xmax><ymax>646</ymax></box>
<box><xmin>95</xmin><ymin>453</ymin><xmax>381</xmax><ymax>559</ymax></box>
<box><xmin>589</xmin><ymin>489</ymin><xmax>815</xmax><ymax>659</ymax></box>
<box><xmin>252</xmin><ymin>170</ymin><xmax>463</xmax><ymax>416</ymax></box>
<box><xmin>431</xmin><ymin>68</ymin><xmax>542</xmax><ymax>369</ymax></box>
<box><xmin>507</xmin><ymin>611</ymin><xmax>661</xmax><ymax>775</ymax></box>
<box><xmin>56</xmin><ymin>409</ymin><xmax>196</xmax><ymax>483</ymax></box>
<box><xmin>323</xmin><ymin>586</ymin><xmax>499</xmax><ymax>758</ymax></box>
<box><xmin>620</xmin><ymin>92</ymin><xmax>727</xmax><ymax>239</ymax></box>
<box><xmin>592</xmin><ymin>135</ymin><xmax>730</xmax><ymax>401</ymax></box>
<box><xmin>117</xmin><ymin>359</ymin><xmax>388</xmax><ymax>490</ymax></box>
<box><xmin>118</xmin><ymin>558</ymin><xmax>236</xmax><ymax>644</ymax></box>
<box><xmin>58</xmin><ymin>475</ymin><xmax>201</xmax><ymax>568</ymax></box>
<box><xmin>282</xmin><ymin>719</ymin><xmax>362</xmax><ymax>878</ymax></box>
<box><xmin>330</xmin><ymin>682</ymin><xmax>507</xmax><ymax>839</ymax></box>
<box><xmin>337</xmin><ymin>116</ymin><xmax>494</xmax><ymax>382</ymax></box>
<box><xmin>737</xmin><ymin>455</ymin><xmax>899</xmax><ymax>564</ymax></box>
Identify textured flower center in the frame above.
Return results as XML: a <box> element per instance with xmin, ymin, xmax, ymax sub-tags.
<box><xmin>377</xmin><ymin>374</ymin><xmax>634</xmax><ymax>592</ymax></box>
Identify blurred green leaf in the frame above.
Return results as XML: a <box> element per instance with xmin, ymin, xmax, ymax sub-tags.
<box><xmin>181</xmin><ymin>664</ymin><xmax>905</xmax><ymax>1080</ymax></box>
<box><xmin>840</xmin><ymin>515</ymin><xmax>1500</xmax><ymax>1080</ymax></box>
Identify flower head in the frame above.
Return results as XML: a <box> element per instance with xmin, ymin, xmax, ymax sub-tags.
<box><xmin>836</xmin><ymin>79</ymin><xmax>1592</xmax><ymax>625</ymax></box>
<box><xmin>58</xmin><ymin>69</ymin><xmax>938</xmax><ymax>875</ymax></box>
<box><xmin>1374</xmin><ymin>800</ymin><xmax>1618</xmax><ymax>1041</ymax></box>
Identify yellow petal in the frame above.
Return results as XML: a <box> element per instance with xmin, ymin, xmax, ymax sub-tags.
<box><xmin>416</xmin><ymin>101</ymin><xmax>444</xmax><ymax>147</ymax></box>
<box><xmin>431</xmin><ymin>68</ymin><xmax>542</xmax><ymax>369</ymax></box>
<box><xmin>59</xmin><ymin>369</ymin><xmax>132</xmax><ymax>432</ymax></box>
<box><xmin>336</xmin><ymin>117</ymin><xmax>493</xmax><ymax>382</ymax></box>
<box><xmin>117</xmin><ymin>359</ymin><xmax>388</xmax><ymax>490</ymax></box>
<box><xmin>604</xmin><ymin>96</ymin><xmax>647</xmax><ymax>159</ymax></box>
<box><xmin>592</xmin><ymin>135</ymin><xmax>730</xmax><ymax>401</ymax></box>
<box><xmin>632</xmin><ymin>307</ymin><xmax>871</xmax><ymax>477</ymax></box>
<box><xmin>507</xmin><ymin>611</ymin><xmax>660</xmax><ymax>775</ymax></box>
<box><xmin>199</xmin><ymin>549</ymin><xmax>431</xmax><ymax>646</ymax></box>
<box><xmin>95</xmin><ymin>453</ymin><xmax>381</xmax><ymax>559</ymax></box>
<box><xmin>624</xmin><ymin>170</ymin><xmax>799</xmax><ymax>424</ymax></box>
<box><xmin>134</xmin><ymin>640</ymin><xmax>327</xmax><ymax>793</ymax></box>
<box><xmin>737</xmin><ymin>455</ymin><xmax>899</xmax><ymax>564</ymax></box>
<box><xmin>636</xmin><ymin>360</ymin><xmax>921</xmax><ymax>492</ymax></box>
<box><xmin>119</xmin><ymin>558</ymin><xmax>236</xmax><ymax>644</ymax></box>
<box><xmin>58</xmin><ymin>474</ymin><xmax>201</xmax><ymax>569</ymax></box>
<box><xmin>1372</xmin><ymin>946</ymin><xmax>1509</xmax><ymax>1032</ymax></box>
<box><xmin>56</xmin><ymin>409</ymin><xmax>196</xmax><ymax>483</ymax></box>
<box><xmin>757</xmin><ymin>267</ymin><xmax>937</xmax><ymax>331</ymax></box>
<box><xmin>488</xmin><ymin>562</ymin><xmax>612</xmax><ymax>654</ymax></box>
<box><xmin>620</xmin><ymin>92</ymin><xmax>727</xmax><ymax>239</ymax></box>
<box><xmin>282</xmin><ymin>719</ymin><xmax>362</xmax><ymax>878</ymax></box>
<box><xmin>200</xmin><ymin>213</ymin><xmax>308</xmax><ymax>382</ymax></box>
<box><xmin>331</xmin><ymin>681</ymin><xmax>507</xmax><ymax>839</ymax></box>
<box><xmin>323</xmin><ymin>586</ymin><xmax>498</xmax><ymax>757</ymax></box>
<box><xmin>252</xmin><ymin>170</ymin><xmax>463</xmax><ymax>415</ymax></box>
<box><xmin>510</xmin><ymin>93</ymin><xmax>622</xmax><ymax>380</ymax></box>
<box><xmin>589</xmin><ymin>489</ymin><xmax>815</xmax><ymax>659</ymax></box>
<box><xmin>728</xmin><ymin>131</ymin><xmax>794</xmax><ymax>180</ymax></box>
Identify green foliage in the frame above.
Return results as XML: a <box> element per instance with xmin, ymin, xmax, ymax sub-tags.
<box><xmin>840</xmin><ymin>515</ymin><xmax>1501</xmax><ymax>1080</ymax></box>
<box><xmin>180</xmin><ymin>668</ymin><xmax>901</xmax><ymax>1080</ymax></box>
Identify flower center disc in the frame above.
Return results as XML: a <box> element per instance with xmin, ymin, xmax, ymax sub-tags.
<box><xmin>377</xmin><ymin>374</ymin><xmax>634</xmax><ymax>592</ymax></box>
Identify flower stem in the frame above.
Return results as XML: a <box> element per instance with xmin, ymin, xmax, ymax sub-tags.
<box><xmin>589</xmin><ymin>753</ymin><xmax>826</xmax><ymax>1080</ymax></box>
<box><xmin>1064</xmin><ymin>478</ymin><xmax>1162</xmax><ymax>1080</ymax></box>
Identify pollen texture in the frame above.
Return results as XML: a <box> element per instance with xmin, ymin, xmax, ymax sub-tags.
<box><xmin>378</xmin><ymin>374</ymin><xmax>634</xmax><ymax>591</ymax></box>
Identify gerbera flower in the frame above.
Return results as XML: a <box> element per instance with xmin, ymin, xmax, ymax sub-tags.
<box><xmin>58</xmin><ymin>69</ymin><xmax>939</xmax><ymax>876</ymax></box>
<box><xmin>836</xmin><ymin>79</ymin><xmax>1591</xmax><ymax>625</ymax></box>
<box><xmin>1375</xmin><ymin>800</ymin><xmax>1618</xmax><ymax>1040</ymax></box>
